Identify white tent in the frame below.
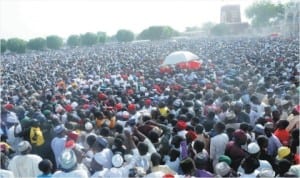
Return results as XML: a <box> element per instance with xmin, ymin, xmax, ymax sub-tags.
<box><xmin>161</xmin><ymin>51</ymin><xmax>199</xmax><ymax>66</ymax></box>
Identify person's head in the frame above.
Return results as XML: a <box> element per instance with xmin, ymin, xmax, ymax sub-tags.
<box><xmin>86</xmin><ymin>134</ymin><xmax>97</xmax><ymax>148</ymax></box>
<box><xmin>247</xmin><ymin>142</ymin><xmax>261</xmax><ymax>158</ymax></box>
<box><xmin>171</xmin><ymin>135</ymin><xmax>184</xmax><ymax>149</ymax></box>
<box><xmin>233</xmin><ymin>129</ymin><xmax>247</xmax><ymax>146</ymax></box>
<box><xmin>195</xmin><ymin>124</ymin><xmax>204</xmax><ymax>134</ymax></box>
<box><xmin>241</xmin><ymin>156</ymin><xmax>259</xmax><ymax>174</ymax></box>
<box><xmin>276</xmin><ymin>120</ymin><xmax>289</xmax><ymax>130</ymax></box>
<box><xmin>169</xmin><ymin>148</ymin><xmax>180</xmax><ymax>161</ymax></box>
<box><xmin>93</xmin><ymin>137</ymin><xmax>108</xmax><ymax>152</ymax></box>
<box><xmin>148</xmin><ymin>130</ymin><xmax>160</xmax><ymax>144</ymax></box>
<box><xmin>277</xmin><ymin>146</ymin><xmax>292</xmax><ymax>161</ymax></box>
<box><xmin>151</xmin><ymin>152</ymin><xmax>161</xmax><ymax>166</ymax></box>
<box><xmin>257</xmin><ymin>135</ymin><xmax>269</xmax><ymax>150</ymax></box>
<box><xmin>17</xmin><ymin>140</ymin><xmax>32</xmax><ymax>154</ymax></box>
<box><xmin>214</xmin><ymin>122</ymin><xmax>226</xmax><ymax>134</ymax></box>
<box><xmin>137</xmin><ymin>142</ymin><xmax>148</xmax><ymax>156</ymax></box>
<box><xmin>100</xmin><ymin>126</ymin><xmax>110</xmax><ymax>137</ymax></box>
<box><xmin>180</xmin><ymin>158</ymin><xmax>195</xmax><ymax>175</ymax></box>
<box><xmin>38</xmin><ymin>159</ymin><xmax>53</xmax><ymax>174</ymax></box>
<box><xmin>215</xmin><ymin>162</ymin><xmax>231</xmax><ymax>177</ymax></box>
<box><xmin>193</xmin><ymin>140</ymin><xmax>205</xmax><ymax>153</ymax></box>
<box><xmin>278</xmin><ymin>159</ymin><xmax>292</xmax><ymax>176</ymax></box>
<box><xmin>264</xmin><ymin>126</ymin><xmax>273</xmax><ymax>137</ymax></box>
<box><xmin>244</xmin><ymin>103</ymin><xmax>251</xmax><ymax>113</ymax></box>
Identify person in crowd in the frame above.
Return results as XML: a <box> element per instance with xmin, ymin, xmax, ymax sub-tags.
<box><xmin>8</xmin><ymin>141</ymin><xmax>43</xmax><ymax>177</ymax></box>
<box><xmin>210</xmin><ymin>122</ymin><xmax>228</xmax><ymax>168</ymax></box>
<box><xmin>37</xmin><ymin>159</ymin><xmax>53</xmax><ymax>178</ymax></box>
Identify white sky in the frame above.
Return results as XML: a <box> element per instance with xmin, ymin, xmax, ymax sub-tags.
<box><xmin>0</xmin><ymin>0</ymin><xmax>279</xmax><ymax>40</ymax></box>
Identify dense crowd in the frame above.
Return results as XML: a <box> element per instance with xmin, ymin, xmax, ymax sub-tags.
<box><xmin>0</xmin><ymin>36</ymin><xmax>299</xmax><ymax>178</ymax></box>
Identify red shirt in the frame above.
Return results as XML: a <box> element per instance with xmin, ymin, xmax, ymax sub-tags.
<box><xmin>274</xmin><ymin>129</ymin><xmax>290</xmax><ymax>146</ymax></box>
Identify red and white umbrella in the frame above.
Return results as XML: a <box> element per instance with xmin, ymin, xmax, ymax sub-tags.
<box><xmin>160</xmin><ymin>51</ymin><xmax>202</xmax><ymax>70</ymax></box>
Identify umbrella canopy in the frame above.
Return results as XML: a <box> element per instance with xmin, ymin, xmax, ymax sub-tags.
<box><xmin>161</xmin><ymin>51</ymin><xmax>199</xmax><ymax>66</ymax></box>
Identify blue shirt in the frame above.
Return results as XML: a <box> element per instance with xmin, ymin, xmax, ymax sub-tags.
<box><xmin>37</xmin><ymin>173</ymin><xmax>52</xmax><ymax>178</ymax></box>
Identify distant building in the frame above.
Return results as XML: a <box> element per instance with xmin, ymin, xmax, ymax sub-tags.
<box><xmin>220</xmin><ymin>5</ymin><xmax>241</xmax><ymax>24</ymax></box>
<box><xmin>282</xmin><ymin>2</ymin><xmax>300</xmax><ymax>37</ymax></box>
<box><xmin>217</xmin><ymin>5</ymin><xmax>248</xmax><ymax>35</ymax></box>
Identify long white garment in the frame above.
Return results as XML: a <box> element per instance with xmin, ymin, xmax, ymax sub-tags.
<box><xmin>51</xmin><ymin>136</ymin><xmax>67</xmax><ymax>167</ymax></box>
<box><xmin>52</xmin><ymin>170</ymin><xmax>89</xmax><ymax>178</ymax></box>
<box><xmin>210</xmin><ymin>133</ymin><xmax>229</xmax><ymax>167</ymax></box>
<box><xmin>8</xmin><ymin>154</ymin><xmax>42</xmax><ymax>178</ymax></box>
<box><xmin>0</xmin><ymin>169</ymin><xmax>15</xmax><ymax>178</ymax></box>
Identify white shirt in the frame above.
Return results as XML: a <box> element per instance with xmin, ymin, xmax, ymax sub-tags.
<box><xmin>0</xmin><ymin>169</ymin><xmax>15</xmax><ymax>178</ymax></box>
<box><xmin>238</xmin><ymin>160</ymin><xmax>272</xmax><ymax>174</ymax></box>
<box><xmin>210</xmin><ymin>133</ymin><xmax>229</xmax><ymax>167</ymax></box>
<box><xmin>52</xmin><ymin>169</ymin><xmax>89</xmax><ymax>178</ymax></box>
<box><xmin>8</xmin><ymin>154</ymin><xmax>42</xmax><ymax>178</ymax></box>
<box><xmin>51</xmin><ymin>136</ymin><xmax>67</xmax><ymax>167</ymax></box>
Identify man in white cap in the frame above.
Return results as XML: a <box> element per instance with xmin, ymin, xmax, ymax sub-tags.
<box><xmin>238</xmin><ymin>142</ymin><xmax>273</xmax><ymax>174</ymax></box>
<box><xmin>8</xmin><ymin>140</ymin><xmax>42</xmax><ymax>177</ymax></box>
<box><xmin>51</xmin><ymin>124</ymin><xmax>67</xmax><ymax>169</ymax></box>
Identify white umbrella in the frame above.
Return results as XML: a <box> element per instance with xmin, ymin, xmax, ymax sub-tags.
<box><xmin>161</xmin><ymin>51</ymin><xmax>199</xmax><ymax>66</ymax></box>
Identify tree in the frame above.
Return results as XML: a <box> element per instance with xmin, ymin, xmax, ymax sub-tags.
<box><xmin>81</xmin><ymin>32</ymin><xmax>98</xmax><ymax>46</ymax></box>
<box><xmin>27</xmin><ymin>37</ymin><xmax>46</xmax><ymax>50</ymax></box>
<box><xmin>46</xmin><ymin>35</ymin><xmax>63</xmax><ymax>50</ymax></box>
<box><xmin>138</xmin><ymin>26</ymin><xmax>179</xmax><ymax>40</ymax></box>
<box><xmin>115</xmin><ymin>29</ymin><xmax>134</xmax><ymax>42</ymax></box>
<box><xmin>7</xmin><ymin>38</ymin><xmax>26</xmax><ymax>53</ymax></box>
<box><xmin>200</xmin><ymin>22</ymin><xmax>216</xmax><ymax>34</ymax></box>
<box><xmin>185</xmin><ymin>26</ymin><xmax>201</xmax><ymax>32</ymax></box>
<box><xmin>1</xmin><ymin>39</ymin><xmax>7</xmax><ymax>53</ymax></box>
<box><xmin>67</xmin><ymin>35</ymin><xmax>81</xmax><ymax>47</ymax></box>
<box><xmin>245</xmin><ymin>1</ymin><xmax>285</xmax><ymax>28</ymax></box>
<box><xmin>97</xmin><ymin>32</ymin><xmax>106</xmax><ymax>43</ymax></box>
<box><xmin>210</xmin><ymin>24</ymin><xmax>230</xmax><ymax>36</ymax></box>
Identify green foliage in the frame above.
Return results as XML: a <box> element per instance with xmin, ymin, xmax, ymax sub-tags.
<box><xmin>67</xmin><ymin>35</ymin><xmax>81</xmax><ymax>47</ymax></box>
<box><xmin>210</xmin><ymin>23</ymin><xmax>230</xmax><ymax>36</ymax></box>
<box><xmin>1</xmin><ymin>39</ymin><xmax>7</xmax><ymax>53</ymax></box>
<box><xmin>138</xmin><ymin>26</ymin><xmax>179</xmax><ymax>40</ymax></box>
<box><xmin>81</xmin><ymin>32</ymin><xmax>98</xmax><ymax>46</ymax></box>
<box><xmin>115</xmin><ymin>29</ymin><xmax>135</xmax><ymax>42</ymax></box>
<box><xmin>245</xmin><ymin>1</ymin><xmax>285</xmax><ymax>27</ymax></box>
<box><xmin>46</xmin><ymin>35</ymin><xmax>63</xmax><ymax>50</ymax></box>
<box><xmin>185</xmin><ymin>26</ymin><xmax>201</xmax><ymax>32</ymax></box>
<box><xmin>97</xmin><ymin>32</ymin><xmax>106</xmax><ymax>43</ymax></box>
<box><xmin>7</xmin><ymin>38</ymin><xmax>26</xmax><ymax>53</ymax></box>
<box><xmin>200</xmin><ymin>22</ymin><xmax>216</xmax><ymax>33</ymax></box>
<box><xmin>27</xmin><ymin>37</ymin><xmax>46</xmax><ymax>50</ymax></box>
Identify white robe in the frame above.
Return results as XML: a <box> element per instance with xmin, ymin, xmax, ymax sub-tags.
<box><xmin>8</xmin><ymin>154</ymin><xmax>42</xmax><ymax>178</ymax></box>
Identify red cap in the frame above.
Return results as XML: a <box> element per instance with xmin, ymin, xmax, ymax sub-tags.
<box><xmin>67</xmin><ymin>131</ymin><xmax>79</xmax><ymax>141</ymax></box>
<box><xmin>115</xmin><ymin>103</ymin><xmax>123</xmax><ymax>111</ymax></box>
<box><xmin>98</xmin><ymin>93</ymin><xmax>107</xmax><ymax>100</ymax></box>
<box><xmin>176</xmin><ymin>121</ymin><xmax>187</xmax><ymax>130</ymax></box>
<box><xmin>64</xmin><ymin>104</ymin><xmax>73</xmax><ymax>112</ymax></box>
<box><xmin>144</xmin><ymin>99</ymin><xmax>152</xmax><ymax>105</ymax></box>
<box><xmin>186</xmin><ymin>131</ymin><xmax>197</xmax><ymax>141</ymax></box>
<box><xmin>4</xmin><ymin>104</ymin><xmax>14</xmax><ymax>110</ymax></box>
<box><xmin>163</xmin><ymin>174</ymin><xmax>175</xmax><ymax>178</ymax></box>
<box><xmin>128</xmin><ymin>104</ymin><xmax>136</xmax><ymax>111</ymax></box>
<box><xmin>65</xmin><ymin>140</ymin><xmax>75</xmax><ymax>149</ymax></box>
<box><xmin>82</xmin><ymin>104</ymin><xmax>89</xmax><ymax>110</ymax></box>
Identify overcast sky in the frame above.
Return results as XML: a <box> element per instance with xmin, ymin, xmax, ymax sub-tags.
<box><xmin>0</xmin><ymin>0</ymin><xmax>278</xmax><ymax>40</ymax></box>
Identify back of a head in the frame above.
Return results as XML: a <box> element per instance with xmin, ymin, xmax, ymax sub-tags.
<box><xmin>151</xmin><ymin>152</ymin><xmax>161</xmax><ymax>166</ymax></box>
<box><xmin>195</xmin><ymin>124</ymin><xmax>204</xmax><ymax>134</ymax></box>
<box><xmin>193</xmin><ymin>140</ymin><xmax>205</xmax><ymax>153</ymax></box>
<box><xmin>241</xmin><ymin>156</ymin><xmax>259</xmax><ymax>174</ymax></box>
<box><xmin>38</xmin><ymin>159</ymin><xmax>53</xmax><ymax>174</ymax></box>
<box><xmin>86</xmin><ymin>134</ymin><xmax>97</xmax><ymax>148</ymax></box>
<box><xmin>180</xmin><ymin>158</ymin><xmax>195</xmax><ymax>175</ymax></box>
<box><xmin>137</xmin><ymin>142</ymin><xmax>148</xmax><ymax>156</ymax></box>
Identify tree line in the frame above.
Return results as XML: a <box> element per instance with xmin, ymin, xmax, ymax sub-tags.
<box><xmin>1</xmin><ymin>1</ymin><xmax>296</xmax><ymax>53</ymax></box>
<box><xmin>1</xmin><ymin>26</ymin><xmax>179</xmax><ymax>54</ymax></box>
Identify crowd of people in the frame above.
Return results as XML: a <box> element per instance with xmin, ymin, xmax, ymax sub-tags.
<box><xmin>0</xmin><ymin>36</ymin><xmax>299</xmax><ymax>178</ymax></box>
